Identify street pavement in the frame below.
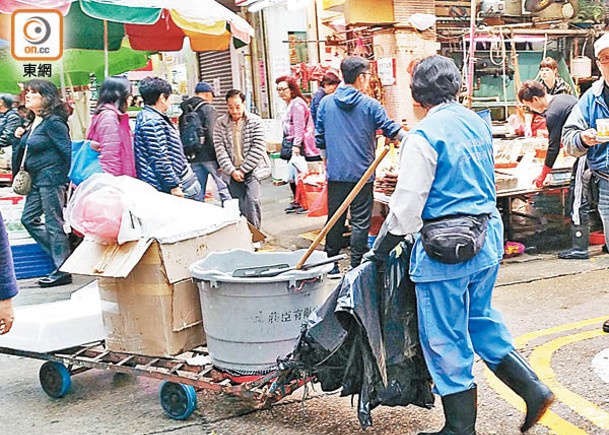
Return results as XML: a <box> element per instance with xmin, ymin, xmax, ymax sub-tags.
<box><xmin>1</xmin><ymin>179</ymin><xmax>609</xmax><ymax>434</ymax></box>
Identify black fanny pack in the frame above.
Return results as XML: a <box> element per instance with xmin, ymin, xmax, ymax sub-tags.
<box><xmin>420</xmin><ymin>214</ymin><xmax>490</xmax><ymax>264</ymax></box>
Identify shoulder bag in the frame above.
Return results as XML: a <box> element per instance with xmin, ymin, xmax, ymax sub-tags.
<box><xmin>12</xmin><ymin>145</ymin><xmax>32</xmax><ymax>195</ymax></box>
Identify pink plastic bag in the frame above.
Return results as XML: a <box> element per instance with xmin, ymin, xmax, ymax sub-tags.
<box><xmin>69</xmin><ymin>186</ymin><xmax>123</xmax><ymax>243</ymax></box>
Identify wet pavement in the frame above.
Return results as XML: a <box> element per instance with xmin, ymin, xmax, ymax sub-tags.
<box><xmin>1</xmin><ymin>179</ymin><xmax>609</xmax><ymax>435</ymax></box>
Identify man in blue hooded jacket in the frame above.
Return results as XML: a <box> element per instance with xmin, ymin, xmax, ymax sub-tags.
<box><xmin>315</xmin><ymin>56</ymin><xmax>406</xmax><ymax>277</ymax></box>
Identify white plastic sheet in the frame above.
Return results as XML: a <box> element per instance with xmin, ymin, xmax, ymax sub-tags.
<box><xmin>67</xmin><ymin>174</ymin><xmax>242</xmax><ymax>245</ymax></box>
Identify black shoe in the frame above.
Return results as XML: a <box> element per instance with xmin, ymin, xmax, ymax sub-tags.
<box><xmin>492</xmin><ymin>351</ymin><xmax>554</xmax><ymax>432</ymax></box>
<box><xmin>38</xmin><ymin>271</ymin><xmax>72</xmax><ymax>288</ymax></box>
<box><xmin>284</xmin><ymin>203</ymin><xmax>300</xmax><ymax>213</ymax></box>
<box><xmin>603</xmin><ymin>319</ymin><xmax>609</xmax><ymax>333</ymax></box>
<box><xmin>557</xmin><ymin>248</ymin><xmax>589</xmax><ymax>260</ymax></box>
<box><xmin>327</xmin><ymin>264</ymin><xmax>342</xmax><ymax>279</ymax></box>
<box><xmin>295</xmin><ymin>206</ymin><xmax>309</xmax><ymax>214</ymax></box>
<box><xmin>418</xmin><ymin>387</ymin><xmax>477</xmax><ymax>435</ymax></box>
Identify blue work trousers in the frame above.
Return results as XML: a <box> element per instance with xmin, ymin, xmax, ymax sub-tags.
<box><xmin>415</xmin><ymin>264</ymin><xmax>514</xmax><ymax>396</ymax></box>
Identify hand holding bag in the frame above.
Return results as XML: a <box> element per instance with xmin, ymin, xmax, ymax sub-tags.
<box><xmin>420</xmin><ymin>214</ymin><xmax>489</xmax><ymax>264</ymax></box>
<box><xmin>12</xmin><ymin>145</ymin><xmax>32</xmax><ymax>196</ymax></box>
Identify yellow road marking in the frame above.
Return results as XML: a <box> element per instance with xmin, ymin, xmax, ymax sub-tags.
<box><xmin>530</xmin><ymin>329</ymin><xmax>609</xmax><ymax>429</ymax></box>
<box><xmin>485</xmin><ymin>315</ymin><xmax>609</xmax><ymax>434</ymax></box>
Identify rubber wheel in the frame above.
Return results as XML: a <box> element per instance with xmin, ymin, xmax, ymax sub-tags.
<box><xmin>159</xmin><ymin>381</ymin><xmax>197</xmax><ymax>420</ymax></box>
<box><xmin>39</xmin><ymin>361</ymin><xmax>71</xmax><ymax>399</ymax></box>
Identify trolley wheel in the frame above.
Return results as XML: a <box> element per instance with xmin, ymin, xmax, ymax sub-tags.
<box><xmin>39</xmin><ymin>361</ymin><xmax>71</xmax><ymax>399</ymax></box>
<box><xmin>159</xmin><ymin>381</ymin><xmax>197</xmax><ymax>420</ymax></box>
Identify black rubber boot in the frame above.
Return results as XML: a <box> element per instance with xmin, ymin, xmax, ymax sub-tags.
<box><xmin>492</xmin><ymin>351</ymin><xmax>554</xmax><ymax>432</ymax></box>
<box><xmin>558</xmin><ymin>225</ymin><xmax>589</xmax><ymax>259</ymax></box>
<box><xmin>418</xmin><ymin>387</ymin><xmax>477</xmax><ymax>435</ymax></box>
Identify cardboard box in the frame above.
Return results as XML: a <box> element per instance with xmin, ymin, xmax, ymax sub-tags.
<box><xmin>62</xmin><ymin>220</ymin><xmax>253</xmax><ymax>356</ymax></box>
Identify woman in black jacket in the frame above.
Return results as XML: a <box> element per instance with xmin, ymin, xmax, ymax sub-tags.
<box><xmin>15</xmin><ymin>80</ymin><xmax>72</xmax><ymax>287</ymax></box>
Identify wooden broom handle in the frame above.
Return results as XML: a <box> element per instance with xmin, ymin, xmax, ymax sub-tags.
<box><xmin>295</xmin><ymin>144</ymin><xmax>391</xmax><ymax>270</ymax></box>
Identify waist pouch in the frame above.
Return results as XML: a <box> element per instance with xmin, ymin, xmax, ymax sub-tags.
<box><xmin>420</xmin><ymin>214</ymin><xmax>490</xmax><ymax>264</ymax></box>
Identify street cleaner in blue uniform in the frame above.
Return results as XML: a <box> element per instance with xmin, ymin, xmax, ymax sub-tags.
<box><xmin>367</xmin><ymin>56</ymin><xmax>554</xmax><ymax>434</ymax></box>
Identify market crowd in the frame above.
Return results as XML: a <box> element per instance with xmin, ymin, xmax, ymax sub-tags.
<box><xmin>4</xmin><ymin>32</ymin><xmax>609</xmax><ymax>434</ymax></box>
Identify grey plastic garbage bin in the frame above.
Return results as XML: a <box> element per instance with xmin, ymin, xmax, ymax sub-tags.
<box><xmin>190</xmin><ymin>249</ymin><xmax>333</xmax><ymax>373</ymax></box>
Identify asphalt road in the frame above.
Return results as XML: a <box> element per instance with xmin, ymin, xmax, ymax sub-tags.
<box><xmin>1</xmin><ymin>180</ymin><xmax>608</xmax><ymax>435</ymax></box>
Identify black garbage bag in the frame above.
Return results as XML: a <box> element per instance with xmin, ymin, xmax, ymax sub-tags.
<box><xmin>276</xmin><ymin>239</ymin><xmax>434</xmax><ymax>429</ymax></box>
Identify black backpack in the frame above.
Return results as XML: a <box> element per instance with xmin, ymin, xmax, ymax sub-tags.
<box><xmin>179</xmin><ymin>101</ymin><xmax>206</xmax><ymax>161</ymax></box>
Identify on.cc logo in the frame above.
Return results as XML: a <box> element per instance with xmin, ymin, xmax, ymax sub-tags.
<box><xmin>23</xmin><ymin>16</ymin><xmax>51</xmax><ymax>45</ymax></box>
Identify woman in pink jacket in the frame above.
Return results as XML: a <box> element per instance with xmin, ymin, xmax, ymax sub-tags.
<box><xmin>276</xmin><ymin>75</ymin><xmax>320</xmax><ymax>214</ymax></box>
<box><xmin>87</xmin><ymin>76</ymin><xmax>136</xmax><ymax>177</ymax></box>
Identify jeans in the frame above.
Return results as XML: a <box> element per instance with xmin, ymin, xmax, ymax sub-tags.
<box><xmin>21</xmin><ymin>184</ymin><xmax>70</xmax><ymax>270</ymax></box>
<box><xmin>192</xmin><ymin>161</ymin><xmax>232</xmax><ymax>203</ymax></box>
<box><xmin>325</xmin><ymin>181</ymin><xmax>373</xmax><ymax>268</ymax></box>
<box><xmin>228</xmin><ymin>173</ymin><xmax>262</xmax><ymax>229</ymax></box>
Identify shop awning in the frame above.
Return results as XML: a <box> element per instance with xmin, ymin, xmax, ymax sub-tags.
<box><xmin>0</xmin><ymin>40</ymin><xmax>150</xmax><ymax>93</ymax></box>
<box><xmin>0</xmin><ymin>0</ymin><xmax>254</xmax><ymax>51</ymax></box>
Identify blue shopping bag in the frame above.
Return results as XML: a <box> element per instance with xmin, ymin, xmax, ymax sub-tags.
<box><xmin>69</xmin><ymin>140</ymin><xmax>102</xmax><ymax>185</ymax></box>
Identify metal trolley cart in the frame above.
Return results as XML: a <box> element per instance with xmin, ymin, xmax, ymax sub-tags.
<box><xmin>0</xmin><ymin>341</ymin><xmax>305</xmax><ymax>420</ymax></box>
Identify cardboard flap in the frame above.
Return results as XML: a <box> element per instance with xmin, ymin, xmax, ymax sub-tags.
<box><xmin>159</xmin><ymin>220</ymin><xmax>253</xmax><ymax>283</ymax></box>
<box><xmin>172</xmin><ymin>279</ymin><xmax>203</xmax><ymax>332</ymax></box>
<box><xmin>61</xmin><ymin>239</ymin><xmax>154</xmax><ymax>278</ymax></box>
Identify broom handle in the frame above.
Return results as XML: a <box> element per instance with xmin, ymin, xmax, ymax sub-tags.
<box><xmin>295</xmin><ymin>144</ymin><xmax>391</xmax><ymax>270</ymax></box>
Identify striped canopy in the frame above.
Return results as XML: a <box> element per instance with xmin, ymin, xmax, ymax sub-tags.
<box><xmin>0</xmin><ymin>0</ymin><xmax>254</xmax><ymax>51</ymax></box>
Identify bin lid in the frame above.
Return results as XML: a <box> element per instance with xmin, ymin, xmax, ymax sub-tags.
<box><xmin>190</xmin><ymin>249</ymin><xmax>334</xmax><ymax>285</ymax></box>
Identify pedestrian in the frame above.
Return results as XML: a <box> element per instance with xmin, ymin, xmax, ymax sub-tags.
<box><xmin>538</xmin><ymin>56</ymin><xmax>572</xmax><ymax>96</ymax></box>
<box><xmin>14</xmin><ymin>79</ymin><xmax>72</xmax><ymax>288</ymax></box>
<box><xmin>0</xmin><ymin>213</ymin><xmax>18</xmax><ymax>335</ymax></box>
<box><xmin>518</xmin><ymin>81</ymin><xmax>589</xmax><ymax>259</ymax></box>
<box><xmin>179</xmin><ymin>81</ymin><xmax>231</xmax><ymax>203</ymax></box>
<box><xmin>368</xmin><ymin>55</ymin><xmax>554</xmax><ymax>435</ymax></box>
<box><xmin>0</xmin><ymin>94</ymin><xmax>23</xmax><ymax>149</ymax></box>
<box><xmin>315</xmin><ymin>56</ymin><xmax>406</xmax><ymax>278</ymax></box>
<box><xmin>563</xmin><ymin>33</ymin><xmax>609</xmax><ymax>333</ymax></box>
<box><xmin>276</xmin><ymin>76</ymin><xmax>321</xmax><ymax>214</ymax></box>
<box><xmin>214</xmin><ymin>89</ymin><xmax>268</xmax><ymax>229</ymax></box>
<box><xmin>87</xmin><ymin>76</ymin><xmax>136</xmax><ymax>177</ymax></box>
<box><xmin>133</xmin><ymin>77</ymin><xmax>201</xmax><ymax>200</ymax></box>
<box><xmin>310</xmin><ymin>72</ymin><xmax>341</xmax><ymax>124</ymax></box>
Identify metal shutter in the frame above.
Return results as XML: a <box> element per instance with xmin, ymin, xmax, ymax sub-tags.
<box><xmin>197</xmin><ymin>51</ymin><xmax>233</xmax><ymax>115</ymax></box>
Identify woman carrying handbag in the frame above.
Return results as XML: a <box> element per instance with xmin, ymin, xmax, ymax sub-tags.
<box><xmin>276</xmin><ymin>76</ymin><xmax>321</xmax><ymax>214</ymax></box>
<box><xmin>14</xmin><ymin>80</ymin><xmax>72</xmax><ymax>288</ymax></box>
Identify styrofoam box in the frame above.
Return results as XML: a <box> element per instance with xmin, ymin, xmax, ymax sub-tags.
<box><xmin>0</xmin><ymin>282</ymin><xmax>104</xmax><ymax>353</ymax></box>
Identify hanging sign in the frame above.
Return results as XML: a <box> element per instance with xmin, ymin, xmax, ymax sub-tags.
<box><xmin>377</xmin><ymin>57</ymin><xmax>396</xmax><ymax>86</ymax></box>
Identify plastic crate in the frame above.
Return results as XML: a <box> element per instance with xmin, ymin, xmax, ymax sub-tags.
<box><xmin>10</xmin><ymin>241</ymin><xmax>55</xmax><ymax>279</ymax></box>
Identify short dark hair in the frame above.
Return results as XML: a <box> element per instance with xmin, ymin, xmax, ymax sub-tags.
<box><xmin>321</xmin><ymin>72</ymin><xmax>341</xmax><ymax>87</ymax></box>
<box><xmin>518</xmin><ymin>80</ymin><xmax>546</xmax><ymax>102</ymax></box>
<box><xmin>225</xmin><ymin>89</ymin><xmax>246</xmax><ymax>102</ymax></box>
<box><xmin>340</xmin><ymin>56</ymin><xmax>369</xmax><ymax>85</ymax></box>
<box><xmin>139</xmin><ymin>77</ymin><xmax>172</xmax><ymax>106</ymax></box>
<box><xmin>275</xmin><ymin>76</ymin><xmax>304</xmax><ymax>100</ymax></box>
<box><xmin>539</xmin><ymin>57</ymin><xmax>558</xmax><ymax>71</ymax></box>
<box><xmin>0</xmin><ymin>93</ymin><xmax>14</xmax><ymax>109</ymax></box>
<box><xmin>24</xmin><ymin>79</ymin><xmax>69</xmax><ymax>120</ymax></box>
<box><xmin>410</xmin><ymin>55</ymin><xmax>461</xmax><ymax>109</ymax></box>
<box><xmin>96</xmin><ymin>76</ymin><xmax>132</xmax><ymax>113</ymax></box>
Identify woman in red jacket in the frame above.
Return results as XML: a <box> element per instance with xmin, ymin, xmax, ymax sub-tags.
<box><xmin>87</xmin><ymin>76</ymin><xmax>136</xmax><ymax>177</ymax></box>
